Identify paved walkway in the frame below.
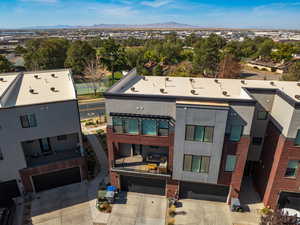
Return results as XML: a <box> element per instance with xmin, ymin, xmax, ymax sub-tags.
<box><xmin>87</xmin><ymin>134</ymin><xmax>110</xmax><ymax>224</ymax></box>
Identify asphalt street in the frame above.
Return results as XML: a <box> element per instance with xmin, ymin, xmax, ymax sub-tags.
<box><xmin>78</xmin><ymin>100</ymin><xmax>105</xmax><ymax>119</ymax></box>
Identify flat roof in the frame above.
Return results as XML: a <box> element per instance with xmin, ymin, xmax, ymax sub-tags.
<box><xmin>0</xmin><ymin>69</ymin><xmax>76</xmax><ymax>108</ymax></box>
<box><xmin>105</xmin><ymin>72</ymin><xmax>300</xmax><ymax>104</ymax></box>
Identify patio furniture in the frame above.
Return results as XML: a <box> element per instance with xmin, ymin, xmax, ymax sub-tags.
<box><xmin>147</xmin><ymin>163</ymin><xmax>157</xmax><ymax>171</ymax></box>
<box><xmin>146</xmin><ymin>153</ymin><xmax>167</xmax><ymax>163</ymax></box>
<box><xmin>158</xmin><ymin>161</ymin><xmax>168</xmax><ymax>174</ymax></box>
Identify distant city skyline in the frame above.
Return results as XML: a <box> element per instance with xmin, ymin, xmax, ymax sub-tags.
<box><xmin>1</xmin><ymin>0</ymin><xmax>300</xmax><ymax>29</ymax></box>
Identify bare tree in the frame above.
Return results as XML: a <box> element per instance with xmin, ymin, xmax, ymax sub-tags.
<box><xmin>83</xmin><ymin>58</ymin><xmax>107</xmax><ymax>96</ymax></box>
<box><xmin>218</xmin><ymin>54</ymin><xmax>241</xmax><ymax>79</ymax></box>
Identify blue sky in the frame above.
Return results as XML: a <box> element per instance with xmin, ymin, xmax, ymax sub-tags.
<box><xmin>0</xmin><ymin>0</ymin><xmax>300</xmax><ymax>29</ymax></box>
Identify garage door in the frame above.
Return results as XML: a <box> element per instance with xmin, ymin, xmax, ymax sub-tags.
<box><xmin>32</xmin><ymin>167</ymin><xmax>81</xmax><ymax>192</ymax></box>
<box><xmin>0</xmin><ymin>180</ymin><xmax>20</xmax><ymax>206</ymax></box>
<box><xmin>278</xmin><ymin>192</ymin><xmax>300</xmax><ymax>211</ymax></box>
<box><xmin>180</xmin><ymin>182</ymin><xmax>229</xmax><ymax>202</ymax></box>
<box><xmin>121</xmin><ymin>176</ymin><xmax>165</xmax><ymax>195</ymax></box>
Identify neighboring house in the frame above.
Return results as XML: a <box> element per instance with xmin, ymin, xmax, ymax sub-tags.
<box><xmin>0</xmin><ymin>69</ymin><xmax>86</xmax><ymax>200</ymax></box>
<box><xmin>104</xmin><ymin>71</ymin><xmax>300</xmax><ymax>209</ymax></box>
<box><xmin>246</xmin><ymin>60</ymin><xmax>286</xmax><ymax>74</ymax></box>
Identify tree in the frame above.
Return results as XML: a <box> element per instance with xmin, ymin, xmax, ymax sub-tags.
<box><xmin>193</xmin><ymin>34</ymin><xmax>225</xmax><ymax>76</ymax></box>
<box><xmin>257</xmin><ymin>39</ymin><xmax>274</xmax><ymax>60</ymax></box>
<box><xmin>185</xmin><ymin>33</ymin><xmax>198</xmax><ymax>47</ymax></box>
<box><xmin>83</xmin><ymin>59</ymin><xmax>106</xmax><ymax>96</ymax></box>
<box><xmin>152</xmin><ymin>64</ymin><xmax>164</xmax><ymax>76</ymax></box>
<box><xmin>260</xmin><ymin>209</ymin><xmax>298</xmax><ymax>225</ymax></box>
<box><xmin>281</xmin><ymin>62</ymin><xmax>300</xmax><ymax>81</ymax></box>
<box><xmin>24</xmin><ymin>38</ymin><xmax>69</xmax><ymax>71</ymax></box>
<box><xmin>65</xmin><ymin>40</ymin><xmax>95</xmax><ymax>74</ymax></box>
<box><xmin>97</xmin><ymin>38</ymin><xmax>127</xmax><ymax>81</ymax></box>
<box><xmin>0</xmin><ymin>55</ymin><xmax>13</xmax><ymax>73</ymax></box>
<box><xmin>125</xmin><ymin>47</ymin><xmax>145</xmax><ymax>70</ymax></box>
<box><xmin>15</xmin><ymin>45</ymin><xmax>27</xmax><ymax>55</ymax></box>
<box><xmin>271</xmin><ymin>43</ymin><xmax>294</xmax><ymax>63</ymax></box>
<box><xmin>218</xmin><ymin>54</ymin><xmax>241</xmax><ymax>79</ymax></box>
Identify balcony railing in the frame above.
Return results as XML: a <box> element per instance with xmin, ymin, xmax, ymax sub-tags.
<box><xmin>112</xmin><ymin>155</ymin><xmax>171</xmax><ymax>177</ymax></box>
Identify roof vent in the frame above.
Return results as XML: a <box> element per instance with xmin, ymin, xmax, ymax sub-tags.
<box><xmin>191</xmin><ymin>89</ymin><xmax>198</xmax><ymax>95</ymax></box>
<box><xmin>50</xmin><ymin>87</ymin><xmax>58</xmax><ymax>92</ymax></box>
<box><xmin>29</xmin><ymin>88</ymin><xmax>37</xmax><ymax>94</ymax></box>
<box><xmin>34</xmin><ymin>75</ymin><xmax>40</xmax><ymax>79</ymax></box>
<box><xmin>270</xmin><ymin>81</ymin><xmax>275</xmax><ymax>86</ymax></box>
<box><xmin>131</xmin><ymin>87</ymin><xmax>137</xmax><ymax>92</ymax></box>
<box><xmin>222</xmin><ymin>91</ymin><xmax>229</xmax><ymax>96</ymax></box>
<box><xmin>0</xmin><ymin>77</ymin><xmax>5</xmax><ymax>82</ymax></box>
<box><xmin>142</xmin><ymin>76</ymin><xmax>147</xmax><ymax>81</ymax></box>
<box><xmin>214</xmin><ymin>79</ymin><xmax>219</xmax><ymax>83</ymax></box>
<box><xmin>190</xmin><ymin>78</ymin><xmax>195</xmax><ymax>83</ymax></box>
<box><xmin>295</xmin><ymin>95</ymin><xmax>300</xmax><ymax>100</ymax></box>
<box><xmin>160</xmin><ymin>88</ymin><xmax>167</xmax><ymax>94</ymax></box>
<box><xmin>165</xmin><ymin>77</ymin><xmax>170</xmax><ymax>81</ymax></box>
<box><xmin>297</xmin><ymin>83</ymin><xmax>300</xmax><ymax>87</ymax></box>
<box><xmin>51</xmin><ymin>73</ymin><xmax>57</xmax><ymax>78</ymax></box>
<box><xmin>241</xmin><ymin>80</ymin><xmax>246</xmax><ymax>84</ymax></box>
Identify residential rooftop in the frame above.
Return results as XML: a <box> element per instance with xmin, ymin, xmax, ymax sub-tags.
<box><xmin>0</xmin><ymin>69</ymin><xmax>76</xmax><ymax>108</ymax></box>
<box><xmin>105</xmin><ymin>70</ymin><xmax>300</xmax><ymax>105</ymax></box>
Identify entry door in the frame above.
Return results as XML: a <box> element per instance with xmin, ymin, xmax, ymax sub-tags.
<box><xmin>39</xmin><ymin>138</ymin><xmax>52</xmax><ymax>155</ymax></box>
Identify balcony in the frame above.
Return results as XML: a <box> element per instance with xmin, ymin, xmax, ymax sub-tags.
<box><xmin>112</xmin><ymin>144</ymin><xmax>171</xmax><ymax>177</ymax></box>
<box><xmin>22</xmin><ymin>133</ymin><xmax>82</xmax><ymax>167</ymax></box>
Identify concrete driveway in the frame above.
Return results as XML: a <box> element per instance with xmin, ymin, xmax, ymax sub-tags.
<box><xmin>108</xmin><ymin>192</ymin><xmax>167</xmax><ymax>225</ymax></box>
<box><xmin>174</xmin><ymin>199</ymin><xmax>232</xmax><ymax>225</ymax></box>
<box><xmin>30</xmin><ymin>182</ymin><xmax>92</xmax><ymax>225</ymax></box>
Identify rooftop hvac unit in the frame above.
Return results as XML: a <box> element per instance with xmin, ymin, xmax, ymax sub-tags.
<box><xmin>189</xmin><ymin>78</ymin><xmax>195</xmax><ymax>83</ymax></box>
<box><xmin>191</xmin><ymin>89</ymin><xmax>197</xmax><ymax>95</ymax></box>
<box><xmin>160</xmin><ymin>88</ymin><xmax>166</xmax><ymax>94</ymax></box>
<box><xmin>34</xmin><ymin>75</ymin><xmax>40</xmax><ymax>79</ymax></box>
<box><xmin>222</xmin><ymin>91</ymin><xmax>229</xmax><ymax>96</ymax></box>
<box><xmin>295</xmin><ymin>95</ymin><xmax>300</xmax><ymax>100</ymax></box>
<box><xmin>51</xmin><ymin>73</ymin><xmax>57</xmax><ymax>78</ymax></box>
<box><xmin>165</xmin><ymin>77</ymin><xmax>170</xmax><ymax>81</ymax></box>
<box><xmin>0</xmin><ymin>78</ymin><xmax>5</xmax><ymax>82</ymax></box>
<box><xmin>214</xmin><ymin>79</ymin><xmax>219</xmax><ymax>83</ymax></box>
<box><xmin>29</xmin><ymin>88</ymin><xmax>35</xmax><ymax>94</ymax></box>
<box><xmin>50</xmin><ymin>87</ymin><xmax>58</xmax><ymax>92</ymax></box>
<box><xmin>297</xmin><ymin>83</ymin><xmax>300</xmax><ymax>87</ymax></box>
<box><xmin>241</xmin><ymin>80</ymin><xmax>246</xmax><ymax>84</ymax></box>
<box><xmin>270</xmin><ymin>81</ymin><xmax>275</xmax><ymax>86</ymax></box>
<box><xmin>142</xmin><ymin>76</ymin><xmax>147</xmax><ymax>81</ymax></box>
<box><xmin>131</xmin><ymin>87</ymin><xmax>137</xmax><ymax>92</ymax></box>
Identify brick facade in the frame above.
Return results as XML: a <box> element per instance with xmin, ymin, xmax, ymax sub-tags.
<box><xmin>19</xmin><ymin>157</ymin><xmax>87</xmax><ymax>193</ymax></box>
<box><xmin>107</xmin><ymin>127</ymin><xmax>179</xmax><ymax>196</ymax></box>
<box><xmin>218</xmin><ymin>136</ymin><xmax>251</xmax><ymax>201</ymax></box>
<box><xmin>253</xmin><ymin>122</ymin><xmax>300</xmax><ymax>209</ymax></box>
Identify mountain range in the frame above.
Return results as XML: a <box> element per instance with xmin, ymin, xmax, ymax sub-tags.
<box><xmin>22</xmin><ymin>22</ymin><xmax>200</xmax><ymax>29</ymax></box>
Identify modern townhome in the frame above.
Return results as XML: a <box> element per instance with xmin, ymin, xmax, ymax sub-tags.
<box><xmin>0</xmin><ymin>69</ymin><xmax>86</xmax><ymax>201</ymax></box>
<box><xmin>104</xmin><ymin>70</ymin><xmax>300</xmax><ymax>209</ymax></box>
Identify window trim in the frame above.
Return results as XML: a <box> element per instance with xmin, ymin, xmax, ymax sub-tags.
<box><xmin>229</xmin><ymin>125</ymin><xmax>243</xmax><ymax>142</ymax></box>
<box><xmin>183</xmin><ymin>154</ymin><xmax>210</xmax><ymax>174</ymax></box>
<box><xmin>294</xmin><ymin>130</ymin><xmax>300</xmax><ymax>146</ymax></box>
<box><xmin>185</xmin><ymin>125</ymin><xmax>214</xmax><ymax>143</ymax></box>
<box><xmin>20</xmin><ymin>114</ymin><xmax>37</xmax><ymax>128</ymax></box>
<box><xmin>225</xmin><ymin>155</ymin><xmax>237</xmax><ymax>172</ymax></box>
<box><xmin>284</xmin><ymin>160</ymin><xmax>299</xmax><ymax>178</ymax></box>
<box><xmin>257</xmin><ymin>111</ymin><xmax>268</xmax><ymax>120</ymax></box>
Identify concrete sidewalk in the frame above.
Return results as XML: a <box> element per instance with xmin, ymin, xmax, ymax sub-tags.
<box><xmin>87</xmin><ymin>134</ymin><xmax>110</xmax><ymax>224</ymax></box>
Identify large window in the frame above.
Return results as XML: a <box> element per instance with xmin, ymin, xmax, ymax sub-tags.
<box><xmin>257</xmin><ymin>111</ymin><xmax>268</xmax><ymax>120</ymax></box>
<box><xmin>229</xmin><ymin>125</ymin><xmax>243</xmax><ymax>142</ymax></box>
<box><xmin>284</xmin><ymin>160</ymin><xmax>299</xmax><ymax>177</ymax></box>
<box><xmin>225</xmin><ymin>155</ymin><xmax>237</xmax><ymax>172</ymax></box>
<box><xmin>183</xmin><ymin>155</ymin><xmax>210</xmax><ymax>173</ymax></box>
<box><xmin>124</xmin><ymin>119</ymin><xmax>139</xmax><ymax>134</ymax></box>
<box><xmin>142</xmin><ymin>119</ymin><xmax>157</xmax><ymax>136</ymax></box>
<box><xmin>158</xmin><ymin>120</ymin><xmax>169</xmax><ymax>136</ymax></box>
<box><xmin>295</xmin><ymin>130</ymin><xmax>300</xmax><ymax>146</ymax></box>
<box><xmin>113</xmin><ymin>117</ymin><xmax>139</xmax><ymax>134</ymax></box>
<box><xmin>185</xmin><ymin>125</ymin><xmax>214</xmax><ymax>143</ymax></box>
<box><xmin>20</xmin><ymin>114</ymin><xmax>37</xmax><ymax>128</ymax></box>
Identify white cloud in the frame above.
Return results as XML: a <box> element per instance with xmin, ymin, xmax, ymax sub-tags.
<box><xmin>20</xmin><ymin>0</ymin><xmax>58</xmax><ymax>3</ymax></box>
<box><xmin>141</xmin><ymin>0</ymin><xmax>173</xmax><ymax>8</ymax></box>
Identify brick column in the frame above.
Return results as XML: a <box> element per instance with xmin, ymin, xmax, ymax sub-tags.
<box><xmin>228</xmin><ymin>136</ymin><xmax>251</xmax><ymax>202</ymax></box>
<box><xmin>166</xmin><ymin>178</ymin><xmax>179</xmax><ymax>198</ymax></box>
